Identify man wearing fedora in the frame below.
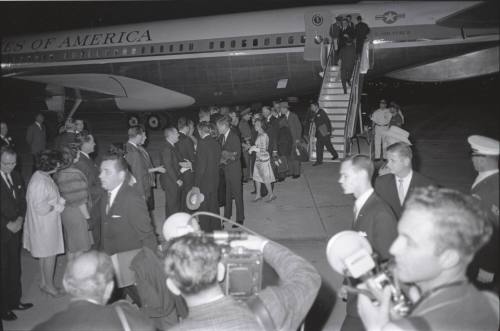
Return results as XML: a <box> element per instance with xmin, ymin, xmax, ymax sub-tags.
<box><xmin>375</xmin><ymin>142</ymin><xmax>434</xmax><ymax>219</ymax></box>
<box><xmin>467</xmin><ymin>135</ymin><xmax>499</xmax><ymax>292</ymax></box>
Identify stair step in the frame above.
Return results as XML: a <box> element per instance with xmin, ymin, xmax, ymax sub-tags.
<box><xmin>333</xmin><ymin>144</ymin><xmax>345</xmax><ymax>151</ymax></box>
<box><xmin>323</xmin><ymin>82</ymin><xmax>345</xmax><ymax>88</ymax></box>
<box><xmin>332</xmin><ymin>136</ymin><xmax>345</xmax><ymax>143</ymax></box>
<box><xmin>320</xmin><ymin>94</ymin><xmax>349</xmax><ymax>101</ymax></box>
<box><xmin>320</xmin><ymin>91</ymin><xmax>350</xmax><ymax>99</ymax></box>
<box><xmin>332</xmin><ymin>129</ymin><xmax>345</xmax><ymax>135</ymax></box>
<box><xmin>328</xmin><ymin>66</ymin><xmax>340</xmax><ymax>71</ymax></box>
<box><xmin>321</xmin><ymin>101</ymin><xmax>349</xmax><ymax>108</ymax></box>
<box><xmin>331</xmin><ymin>121</ymin><xmax>346</xmax><ymax>128</ymax></box>
<box><xmin>323</xmin><ymin>107</ymin><xmax>347</xmax><ymax>114</ymax></box>
<box><xmin>310</xmin><ymin>151</ymin><xmax>344</xmax><ymax>161</ymax></box>
<box><xmin>328</xmin><ymin>114</ymin><xmax>347</xmax><ymax>121</ymax></box>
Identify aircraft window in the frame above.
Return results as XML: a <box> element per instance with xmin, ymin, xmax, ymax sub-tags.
<box><xmin>241</xmin><ymin>39</ymin><xmax>247</xmax><ymax>47</ymax></box>
<box><xmin>141</xmin><ymin>46</ymin><xmax>146</xmax><ymax>54</ymax></box>
<box><xmin>230</xmin><ymin>40</ymin><xmax>236</xmax><ymax>48</ymax></box>
<box><xmin>114</xmin><ymin>49</ymin><xmax>119</xmax><ymax>56</ymax></box>
<box><xmin>253</xmin><ymin>39</ymin><xmax>258</xmax><ymax>47</ymax></box>
<box><xmin>169</xmin><ymin>45</ymin><xmax>174</xmax><ymax>52</ymax></box>
<box><xmin>160</xmin><ymin>45</ymin><xmax>164</xmax><ymax>52</ymax></box>
<box><xmin>122</xmin><ymin>48</ymin><xmax>128</xmax><ymax>56</ymax></box>
<box><xmin>301</xmin><ymin>35</ymin><xmax>306</xmax><ymax>44</ymax></box>
<box><xmin>288</xmin><ymin>36</ymin><xmax>294</xmax><ymax>44</ymax></box>
<box><xmin>264</xmin><ymin>38</ymin><xmax>270</xmax><ymax>46</ymax></box>
<box><xmin>41</xmin><ymin>54</ymin><xmax>45</xmax><ymax>61</ymax></box>
<box><xmin>276</xmin><ymin>37</ymin><xmax>282</xmax><ymax>45</ymax></box>
<box><xmin>27</xmin><ymin>55</ymin><xmax>32</xmax><ymax>61</ymax></box>
<box><xmin>209</xmin><ymin>41</ymin><xmax>214</xmax><ymax>50</ymax></box>
<box><xmin>179</xmin><ymin>44</ymin><xmax>184</xmax><ymax>51</ymax></box>
<box><xmin>150</xmin><ymin>46</ymin><xmax>155</xmax><ymax>53</ymax></box>
<box><xmin>19</xmin><ymin>56</ymin><xmax>24</xmax><ymax>62</ymax></box>
<box><xmin>220</xmin><ymin>41</ymin><xmax>225</xmax><ymax>48</ymax></box>
<box><xmin>131</xmin><ymin>47</ymin><xmax>137</xmax><ymax>55</ymax></box>
<box><xmin>189</xmin><ymin>43</ymin><xmax>194</xmax><ymax>51</ymax></box>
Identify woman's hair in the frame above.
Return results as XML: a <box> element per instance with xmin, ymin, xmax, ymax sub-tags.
<box><xmin>108</xmin><ymin>142</ymin><xmax>126</xmax><ymax>157</ymax></box>
<box><xmin>36</xmin><ymin>149</ymin><xmax>63</xmax><ymax>172</ymax></box>
<box><xmin>59</xmin><ymin>145</ymin><xmax>79</xmax><ymax>169</ymax></box>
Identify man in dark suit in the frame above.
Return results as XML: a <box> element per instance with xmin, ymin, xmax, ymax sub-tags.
<box><xmin>329</xmin><ymin>15</ymin><xmax>343</xmax><ymax>65</ymax></box>
<box><xmin>375</xmin><ymin>142</ymin><xmax>435</xmax><ymax>220</ymax></box>
<box><xmin>25</xmin><ymin>113</ymin><xmax>46</xmax><ymax>172</ymax></box>
<box><xmin>311</xmin><ymin>102</ymin><xmax>338</xmax><ymax>166</ymax></box>
<box><xmin>467</xmin><ymin>135</ymin><xmax>499</xmax><ymax>292</ymax></box>
<box><xmin>1</xmin><ymin>147</ymin><xmax>33</xmax><ymax>321</ymax></box>
<box><xmin>176</xmin><ymin>118</ymin><xmax>196</xmax><ymax>212</ymax></box>
<box><xmin>280</xmin><ymin>102</ymin><xmax>303</xmax><ymax>178</ymax></box>
<box><xmin>74</xmin><ymin>132</ymin><xmax>103</xmax><ymax>247</ymax></box>
<box><xmin>354</xmin><ymin>15</ymin><xmax>370</xmax><ymax>56</ymax></box>
<box><xmin>125</xmin><ymin>126</ymin><xmax>165</xmax><ymax>211</ymax></box>
<box><xmin>194</xmin><ymin>122</ymin><xmax>222</xmax><ymax>231</ymax></box>
<box><xmin>160</xmin><ymin>127</ymin><xmax>182</xmax><ymax>220</ymax></box>
<box><xmin>98</xmin><ymin>154</ymin><xmax>157</xmax><ymax>256</ymax></box>
<box><xmin>33</xmin><ymin>251</ymin><xmax>155</xmax><ymax>331</ymax></box>
<box><xmin>338</xmin><ymin>154</ymin><xmax>398</xmax><ymax>331</ymax></box>
<box><xmin>217</xmin><ymin>116</ymin><xmax>244</xmax><ymax>224</ymax></box>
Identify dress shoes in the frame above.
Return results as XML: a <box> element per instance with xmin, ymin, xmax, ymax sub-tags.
<box><xmin>312</xmin><ymin>161</ymin><xmax>322</xmax><ymax>166</ymax></box>
<box><xmin>12</xmin><ymin>302</ymin><xmax>34</xmax><ymax>310</ymax></box>
<box><xmin>292</xmin><ymin>175</ymin><xmax>300</xmax><ymax>179</ymax></box>
<box><xmin>332</xmin><ymin>154</ymin><xmax>339</xmax><ymax>160</ymax></box>
<box><xmin>1</xmin><ymin>311</ymin><xmax>17</xmax><ymax>321</ymax></box>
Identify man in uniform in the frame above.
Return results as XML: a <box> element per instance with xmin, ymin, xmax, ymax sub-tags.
<box><xmin>280</xmin><ymin>102</ymin><xmax>303</xmax><ymax>179</ymax></box>
<box><xmin>467</xmin><ymin>135</ymin><xmax>499</xmax><ymax>292</ymax></box>
<box><xmin>358</xmin><ymin>187</ymin><xmax>499</xmax><ymax>330</ymax></box>
<box><xmin>371</xmin><ymin>100</ymin><xmax>392</xmax><ymax>160</ymax></box>
<box><xmin>26</xmin><ymin>113</ymin><xmax>46</xmax><ymax>172</ymax></box>
<box><xmin>311</xmin><ymin>102</ymin><xmax>338</xmax><ymax>166</ymax></box>
<box><xmin>354</xmin><ymin>15</ymin><xmax>370</xmax><ymax>56</ymax></box>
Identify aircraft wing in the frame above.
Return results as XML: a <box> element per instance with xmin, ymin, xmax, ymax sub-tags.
<box><xmin>13</xmin><ymin>73</ymin><xmax>195</xmax><ymax>111</ymax></box>
<box><xmin>436</xmin><ymin>1</ymin><xmax>500</xmax><ymax>28</ymax></box>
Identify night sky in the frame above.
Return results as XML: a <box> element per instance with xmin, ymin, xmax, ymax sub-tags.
<box><xmin>1</xmin><ymin>0</ymin><xmax>356</xmax><ymax>36</ymax></box>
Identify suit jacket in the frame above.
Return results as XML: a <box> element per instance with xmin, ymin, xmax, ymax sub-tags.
<box><xmin>32</xmin><ymin>300</ymin><xmax>155</xmax><ymax>331</ymax></box>
<box><xmin>195</xmin><ymin>136</ymin><xmax>221</xmax><ymax>194</ymax></box>
<box><xmin>375</xmin><ymin>171</ymin><xmax>435</xmax><ymax>219</ymax></box>
<box><xmin>221</xmin><ymin>129</ymin><xmax>242</xmax><ymax>178</ymax></box>
<box><xmin>124</xmin><ymin>142</ymin><xmax>154</xmax><ymax>200</ymax></box>
<box><xmin>347</xmin><ymin>192</ymin><xmax>398</xmax><ymax>318</ymax></box>
<box><xmin>285</xmin><ymin>111</ymin><xmax>302</xmax><ymax>143</ymax></box>
<box><xmin>159</xmin><ymin>141</ymin><xmax>181</xmax><ymax>191</ymax></box>
<box><xmin>99</xmin><ymin>182</ymin><xmax>157</xmax><ymax>255</ymax></box>
<box><xmin>263</xmin><ymin>116</ymin><xmax>279</xmax><ymax>153</ymax></box>
<box><xmin>26</xmin><ymin>122</ymin><xmax>46</xmax><ymax>154</ymax></box>
<box><xmin>0</xmin><ymin>170</ymin><xmax>26</xmax><ymax>242</ymax></box>
<box><xmin>313</xmin><ymin>109</ymin><xmax>332</xmax><ymax>138</ymax></box>
<box><xmin>74</xmin><ymin>152</ymin><xmax>103</xmax><ymax>205</ymax></box>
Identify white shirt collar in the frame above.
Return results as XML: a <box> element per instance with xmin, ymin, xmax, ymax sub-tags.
<box><xmin>472</xmin><ymin>169</ymin><xmax>499</xmax><ymax>189</ymax></box>
<box><xmin>108</xmin><ymin>181</ymin><xmax>123</xmax><ymax>207</ymax></box>
<box><xmin>79</xmin><ymin>151</ymin><xmax>90</xmax><ymax>159</ymax></box>
<box><xmin>35</xmin><ymin>122</ymin><xmax>42</xmax><ymax>129</ymax></box>
<box><xmin>128</xmin><ymin>141</ymin><xmax>138</xmax><ymax>148</ymax></box>
<box><xmin>355</xmin><ymin>188</ymin><xmax>374</xmax><ymax>219</ymax></box>
<box><xmin>223</xmin><ymin>129</ymin><xmax>230</xmax><ymax>141</ymax></box>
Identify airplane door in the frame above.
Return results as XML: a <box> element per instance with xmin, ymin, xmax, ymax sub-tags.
<box><xmin>304</xmin><ymin>10</ymin><xmax>332</xmax><ymax>61</ymax></box>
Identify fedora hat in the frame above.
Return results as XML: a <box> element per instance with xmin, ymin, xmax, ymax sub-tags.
<box><xmin>162</xmin><ymin>212</ymin><xmax>200</xmax><ymax>241</ymax></box>
<box><xmin>186</xmin><ymin>186</ymin><xmax>205</xmax><ymax>210</ymax></box>
<box><xmin>381</xmin><ymin>126</ymin><xmax>411</xmax><ymax>145</ymax></box>
<box><xmin>239</xmin><ymin>107</ymin><xmax>252</xmax><ymax>117</ymax></box>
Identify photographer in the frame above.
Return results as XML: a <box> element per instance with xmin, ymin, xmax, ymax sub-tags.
<box><xmin>357</xmin><ymin>187</ymin><xmax>499</xmax><ymax>331</ymax></box>
<box><xmin>163</xmin><ymin>233</ymin><xmax>321</xmax><ymax>331</ymax></box>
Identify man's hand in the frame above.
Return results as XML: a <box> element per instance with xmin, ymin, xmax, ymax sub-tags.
<box><xmin>154</xmin><ymin>165</ymin><xmax>166</xmax><ymax>174</ymax></box>
<box><xmin>357</xmin><ymin>284</ymin><xmax>392</xmax><ymax>331</ymax></box>
<box><xmin>179</xmin><ymin>160</ymin><xmax>192</xmax><ymax>170</ymax></box>
<box><xmin>230</xmin><ymin>234</ymin><xmax>269</xmax><ymax>252</ymax></box>
<box><xmin>176</xmin><ymin>179</ymin><xmax>183</xmax><ymax>187</ymax></box>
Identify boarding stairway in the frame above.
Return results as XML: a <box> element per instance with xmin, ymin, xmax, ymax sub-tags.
<box><xmin>309</xmin><ymin>41</ymin><xmax>371</xmax><ymax>161</ymax></box>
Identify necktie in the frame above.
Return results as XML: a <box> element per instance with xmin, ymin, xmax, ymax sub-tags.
<box><xmin>3</xmin><ymin>173</ymin><xmax>15</xmax><ymax>198</ymax></box>
<box><xmin>397</xmin><ymin>178</ymin><xmax>405</xmax><ymax>204</ymax></box>
<box><xmin>106</xmin><ymin>192</ymin><xmax>112</xmax><ymax>214</ymax></box>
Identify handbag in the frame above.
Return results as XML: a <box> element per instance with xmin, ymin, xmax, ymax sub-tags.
<box><xmin>274</xmin><ymin>156</ymin><xmax>288</xmax><ymax>173</ymax></box>
<box><xmin>317</xmin><ymin>123</ymin><xmax>329</xmax><ymax>137</ymax></box>
<box><xmin>294</xmin><ymin>143</ymin><xmax>309</xmax><ymax>162</ymax></box>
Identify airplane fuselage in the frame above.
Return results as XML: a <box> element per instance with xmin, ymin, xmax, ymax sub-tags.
<box><xmin>1</xmin><ymin>1</ymin><xmax>498</xmax><ymax>111</ymax></box>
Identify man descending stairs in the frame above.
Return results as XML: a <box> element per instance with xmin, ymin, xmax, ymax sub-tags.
<box><xmin>311</xmin><ymin>65</ymin><xmax>350</xmax><ymax>161</ymax></box>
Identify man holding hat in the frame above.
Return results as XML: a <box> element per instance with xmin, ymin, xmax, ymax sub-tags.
<box><xmin>467</xmin><ymin>135</ymin><xmax>499</xmax><ymax>292</ymax></box>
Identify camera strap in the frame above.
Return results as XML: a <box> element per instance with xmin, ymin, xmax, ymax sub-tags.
<box><xmin>247</xmin><ymin>295</ymin><xmax>277</xmax><ymax>331</ymax></box>
<box><xmin>411</xmin><ymin>280</ymin><xmax>467</xmax><ymax>313</ymax></box>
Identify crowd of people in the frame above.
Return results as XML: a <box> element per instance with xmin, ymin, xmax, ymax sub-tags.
<box><xmin>0</xmin><ymin>98</ymin><xmax>499</xmax><ymax>330</ymax></box>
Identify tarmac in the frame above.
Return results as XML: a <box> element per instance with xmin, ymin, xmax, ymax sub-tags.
<box><xmin>2</xmin><ymin>98</ymin><xmax>498</xmax><ymax>331</ymax></box>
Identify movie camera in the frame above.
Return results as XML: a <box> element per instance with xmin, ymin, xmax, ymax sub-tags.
<box><xmin>326</xmin><ymin>231</ymin><xmax>412</xmax><ymax>316</ymax></box>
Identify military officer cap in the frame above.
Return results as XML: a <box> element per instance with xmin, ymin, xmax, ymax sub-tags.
<box><xmin>468</xmin><ymin>135</ymin><xmax>499</xmax><ymax>156</ymax></box>
<box><xmin>279</xmin><ymin>101</ymin><xmax>289</xmax><ymax>108</ymax></box>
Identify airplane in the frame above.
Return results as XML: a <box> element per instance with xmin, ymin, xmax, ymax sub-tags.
<box><xmin>1</xmin><ymin>1</ymin><xmax>498</xmax><ymax>129</ymax></box>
